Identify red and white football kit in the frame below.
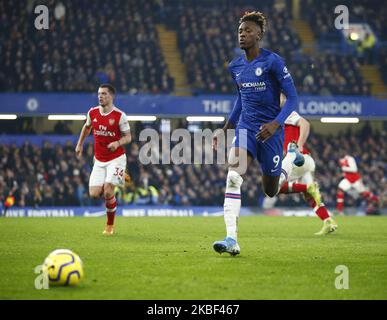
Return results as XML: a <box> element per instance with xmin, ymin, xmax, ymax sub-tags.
<box><xmin>336</xmin><ymin>155</ymin><xmax>379</xmax><ymax>213</ymax></box>
<box><xmin>338</xmin><ymin>155</ymin><xmax>364</xmax><ymax>193</ymax></box>
<box><xmin>284</xmin><ymin>111</ymin><xmax>311</xmax><ymax>155</ymax></box>
<box><xmin>278</xmin><ymin>111</ymin><xmax>330</xmax><ymax>221</ymax></box>
<box><xmin>283</xmin><ymin>111</ymin><xmax>315</xmax><ymax>184</ymax></box>
<box><xmin>86</xmin><ymin>105</ymin><xmax>130</xmax><ymax>187</ymax></box>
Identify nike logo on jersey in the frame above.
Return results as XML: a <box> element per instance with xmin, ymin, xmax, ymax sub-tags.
<box><xmin>236</xmin><ymin>72</ymin><xmax>241</xmax><ymax>77</ymax></box>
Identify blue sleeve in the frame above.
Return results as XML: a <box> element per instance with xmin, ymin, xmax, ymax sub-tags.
<box><xmin>227</xmin><ymin>62</ymin><xmax>242</xmax><ymax>126</ymax></box>
<box><xmin>228</xmin><ymin>90</ymin><xmax>242</xmax><ymax>126</ymax></box>
<box><xmin>272</xmin><ymin>57</ymin><xmax>298</xmax><ymax>125</ymax></box>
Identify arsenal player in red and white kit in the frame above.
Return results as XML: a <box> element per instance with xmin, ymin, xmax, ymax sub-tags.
<box><xmin>75</xmin><ymin>84</ymin><xmax>131</xmax><ymax>235</ymax></box>
<box><xmin>275</xmin><ymin>94</ymin><xmax>337</xmax><ymax>234</ymax></box>
<box><xmin>336</xmin><ymin>155</ymin><xmax>379</xmax><ymax>215</ymax></box>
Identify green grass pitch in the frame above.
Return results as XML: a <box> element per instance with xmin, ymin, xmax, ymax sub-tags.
<box><xmin>0</xmin><ymin>216</ymin><xmax>387</xmax><ymax>300</ymax></box>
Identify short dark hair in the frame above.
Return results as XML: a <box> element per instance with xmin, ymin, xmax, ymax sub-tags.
<box><xmin>239</xmin><ymin>11</ymin><xmax>267</xmax><ymax>35</ymax></box>
<box><xmin>99</xmin><ymin>84</ymin><xmax>116</xmax><ymax>95</ymax></box>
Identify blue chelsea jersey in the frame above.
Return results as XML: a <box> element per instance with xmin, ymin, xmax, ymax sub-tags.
<box><xmin>228</xmin><ymin>48</ymin><xmax>295</xmax><ymax>131</ymax></box>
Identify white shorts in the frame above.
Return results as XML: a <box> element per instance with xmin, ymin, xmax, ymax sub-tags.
<box><xmin>289</xmin><ymin>154</ymin><xmax>316</xmax><ymax>183</ymax></box>
<box><xmin>338</xmin><ymin>178</ymin><xmax>366</xmax><ymax>194</ymax></box>
<box><xmin>89</xmin><ymin>154</ymin><xmax>126</xmax><ymax>187</ymax></box>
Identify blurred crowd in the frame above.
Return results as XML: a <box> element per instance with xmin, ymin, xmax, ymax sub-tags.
<box><xmin>291</xmin><ymin>54</ymin><xmax>371</xmax><ymax>96</ymax></box>
<box><xmin>1</xmin><ymin>123</ymin><xmax>386</xmax><ymax>211</ymax></box>
<box><xmin>380</xmin><ymin>47</ymin><xmax>387</xmax><ymax>85</ymax></box>
<box><xmin>0</xmin><ymin>0</ymin><xmax>174</xmax><ymax>94</ymax></box>
<box><xmin>276</xmin><ymin>123</ymin><xmax>387</xmax><ymax>209</ymax></box>
<box><xmin>302</xmin><ymin>0</ymin><xmax>387</xmax><ymax>88</ymax></box>
<box><xmin>1</xmin><ymin>0</ymin><xmax>384</xmax><ymax>95</ymax></box>
<box><xmin>172</xmin><ymin>1</ymin><xmax>301</xmax><ymax>94</ymax></box>
<box><xmin>171</xmin><ymin>0</ymin><xmax>372</xmax><ymax>96</ymax></box>
<box><xmin>303</xmin><ymin>0</ymin><xmax>387</xmax><ymax>42</ymax></box>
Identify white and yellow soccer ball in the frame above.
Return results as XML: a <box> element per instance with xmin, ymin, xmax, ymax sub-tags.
<box><xmin>42</xmin><ymin>249</ymin><xmax>84</xmax><ymax>286</ymax></box>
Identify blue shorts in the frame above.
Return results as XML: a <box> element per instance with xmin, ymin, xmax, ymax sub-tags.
<box><xmin>233</xmin><ymin>126</ymin><xmax>284</xmax><ymax>176</ymax></box>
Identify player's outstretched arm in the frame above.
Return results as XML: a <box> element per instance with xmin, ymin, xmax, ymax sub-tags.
<box><xmin>257</xmin><ymin>58</ymin><xmax>298</xmax><ymax>142</ymax></box>
<box><xmin>227</xmin><ymin>92</ymin><xmax>242</xmax><ymax>130</ymax></box>
<box><xmin>273</xmin><ymin>57</ymin><xmax>298</xmax><ymax>126</ymax></box>
<box><xmin>297</xmin><ymin>118</ymin><xmax>310</xmax><ymax>152</ymax></box>
<box><xmin>274</xmin><ymin>78</ymin><xmax>298</xmax><ymax>126</ymax></box>
<box><xmin>213</xmin><ymin>92</ymin><xmax>241</xmax><ymax>150</ymax></box>
<box><xmin>75</xmin><ymin>123</ymin><xmax>92</xmax><ymax>158</ymax></box>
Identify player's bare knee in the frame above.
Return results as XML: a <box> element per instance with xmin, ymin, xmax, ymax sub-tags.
<box><xmin>89</xmin><ymin>189</ymin><xmax>102</xmax><ymax>199</ymax></box>
<box><xmin>103</xmin><ymin>185</ymin><xmax>114</xmax><ymax>199</ymax></box>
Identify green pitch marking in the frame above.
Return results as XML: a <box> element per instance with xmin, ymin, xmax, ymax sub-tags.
<box><xmin>0</xmin><ymin>216</ymin><xmax>386</xmax><ymax>299</ymax></box>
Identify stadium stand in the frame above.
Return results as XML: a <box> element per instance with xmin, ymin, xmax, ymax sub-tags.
<box><xmin>0</xmin><ymin>0</ymin><xmax>174</xmax><ymax>94</ymax></box>
<box><xmin>379</xmin><ymin>47</ymin><xmax>387</xmax><ymax>85</ymax></box>
<box><xmin>302</xmin><ymin>0</ymin><xmax>387</xmax><ymax>43</ymax></box>
<box><xmin>167</xmin><ymin>0</ymin><xmax>372</xmax><ymax>96</ymax></box>
<box><xmin>290</xmin><ymin>53</ymin><xmax>371</xmax><ymax>96</ymax></box>
<box><xmin>0</xmin><ymin>0</ymin><xmax>378</xmax><ymax>96</ymax></box>
<box><xmin>170</xmin><ymin>0</ymin><xmax>301</xmax><ymax>94</ymax></box>
<box><xmin>0</xmin><ymin>0</ymin><xmax>386</xmax><ymax>212</ymax></box>
<box><xmin>1</xmin><ymin>123</ymin><xmax>386</xmax><ymax>209</ymax></box>
<box><xmin>301</xmin><ymin>0</ymin><xmax>387</xmax><ymax>90</ymax></box>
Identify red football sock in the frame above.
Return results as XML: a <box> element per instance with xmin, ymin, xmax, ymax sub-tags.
<box><xmin>361</xmin><ymin>191</ymin><xmax>379</xmax><ymax>204</ymax></box>
<box><xmin>105</xmin><ymin>195</ymin><xmax>117</xmax><ymax>226</ymax></box>
<box><xmin>361</xmin><ymin>191</ymin><xmax>371</xmax><ymax>200</ymax></box>
<box><xmin>305</xmin><ymin>193</ymin><xmax>330</xmax><ymax>220</ymax></box>
<box><xmin>292</xmin><ymin>183</ymin><xmax>307</xmax><ymax>193</ymax></box>
<box><xmin>371</xmin><ymin>195</ymin><xmax>379</xmax><ymax>203</ymax></box>
<box><xmin>336</xmin><ymin>190</ymin><xmax>344</xmax><ymax>212</ymax></box>
<box><xmin>279</xmin><ymin>182</ymin><xmax>307</xmax><ymax>194</ymax></box>
<box><xmin>314</xmin><ymin>205</ymin><xmax>330</xmax><ymax>221</ymax></box>
<box><xmin>279</xmin><ymin>182</ymin><xmax>289</xmax><ymax>193</ymax></box>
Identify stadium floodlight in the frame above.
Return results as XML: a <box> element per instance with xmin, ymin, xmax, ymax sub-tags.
<box><xmin>350</xmin><ymin>32</ymin><xmax>359</xmax><ymax>41</ymax></box>
<box><xmin>320</xmin><ymin>117</ymin><xmax>360</xmax><ymax>123</ymax></box>
<box><xmin>48</xmin><ymin>115</ymin><xmax>87</xmax><ymax>120</ymax></box>
<box><xmin>126</xmin><ymin>116</ymin><xmax>157</xmax><ymax>121</ymax></box>
<box><xmin>186</xmin><ymin>116</ymin><xmax>225</xmax><ymax>122</ymax></box>
<box><xmin>0</xmin><ymin>114</ymin><xmax>17</xmax><ymax>120</ymax></box>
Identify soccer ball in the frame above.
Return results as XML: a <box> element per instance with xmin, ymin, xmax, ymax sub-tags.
<box><xmin>42</xmin><ymin>249</ymin><xmax>84</xmax><ymax>286</ymax></box>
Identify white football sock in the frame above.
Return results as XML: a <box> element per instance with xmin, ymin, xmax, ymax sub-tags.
<box><xmin>224</xmin><ymin>170</ymin><xmax>243</xmax><ymax>241</ymax></box>
<box><xmin>278</xmin><ymin>152</ymin><xmax>296</xmax><ymax>191</ymax></box>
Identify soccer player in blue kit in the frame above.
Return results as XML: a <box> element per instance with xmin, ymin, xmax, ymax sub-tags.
<box><xmin>212</xmin><ymin>11</ymin><xmax>304</xmax><ymax>255</ymax></box>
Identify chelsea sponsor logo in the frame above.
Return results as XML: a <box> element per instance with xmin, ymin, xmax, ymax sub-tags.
<box><xmin>255</xmin><ymin>67</ymin><xmax>263</xmax><ymax>76</ymax></box>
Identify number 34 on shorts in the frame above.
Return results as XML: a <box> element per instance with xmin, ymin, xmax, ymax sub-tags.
<box><xmin>89</xmin><ymin>155</ymin><xmax>127</xmax><ymax>187</ymax></box>
<box><xmin>113</xmin><ymin>167</ymin><xmax>124</xmax><ymax>178</ymax></box>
